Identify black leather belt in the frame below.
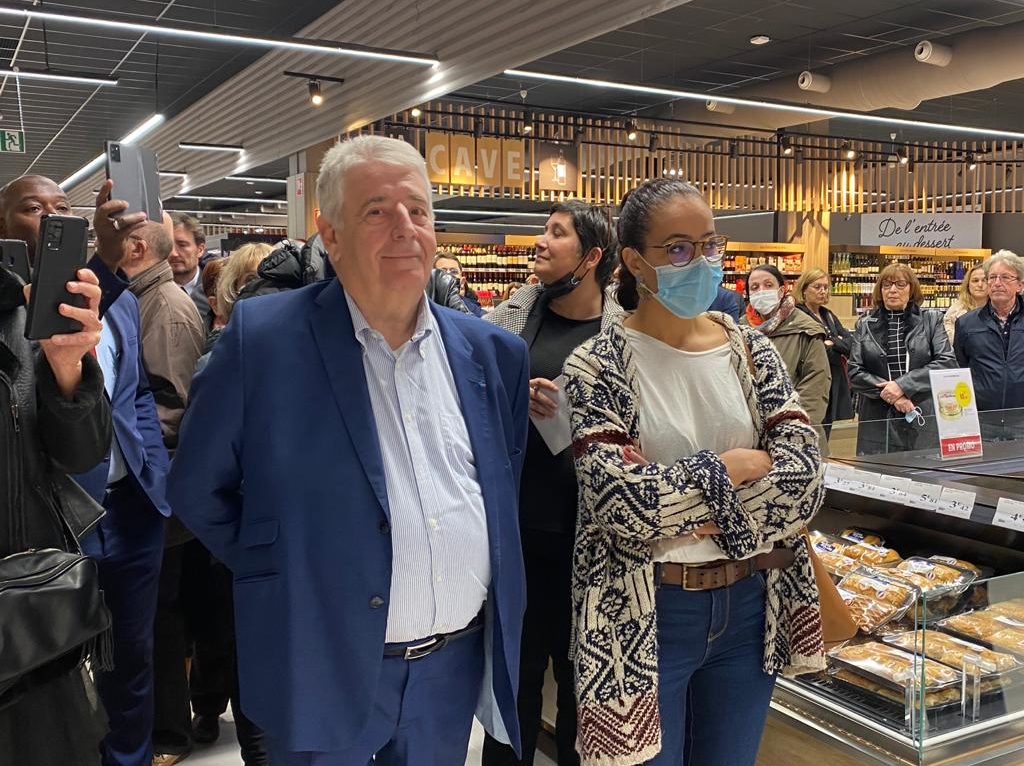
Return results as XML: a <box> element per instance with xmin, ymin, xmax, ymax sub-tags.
<box><xmin>383</xmin><ymin>613</ymin><xmax>483</xmax><ymax>661</ymax></box>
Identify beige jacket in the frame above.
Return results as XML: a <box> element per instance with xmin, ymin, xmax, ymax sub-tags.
<box><xmin>129</xmin><ymin>260</ymin><xmax>205</xmax><ymax>450</ymax></box>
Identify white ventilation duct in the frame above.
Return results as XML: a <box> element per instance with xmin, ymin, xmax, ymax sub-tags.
<box><xmin>705</xmin><ymin>99</ymin><xmax>735</xmax><ymax>114</ymax></box>
<box><xmin>915</xmin><ymin>40</ymin><xmax>953</xmax><ymax>67</ymax></box>
<box><xmin>798</xmin><ymin>70</ymin><xmax>831</xmax><ymax>93</ymax></box>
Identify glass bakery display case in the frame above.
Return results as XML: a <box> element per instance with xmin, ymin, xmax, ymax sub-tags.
<box><xmin>771</xmin><ymin>409</ymin><xmax>1024</xmax><ymax>765</ymax></box>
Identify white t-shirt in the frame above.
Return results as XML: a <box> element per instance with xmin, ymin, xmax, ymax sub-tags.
<box><xmin>624</xmin><ymin>328</ymin><xmax>771</xmax><ymax>563</ymax></box>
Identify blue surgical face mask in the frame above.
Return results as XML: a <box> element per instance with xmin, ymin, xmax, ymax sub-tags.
<box><xmin>637</xmin><ymin>255</ymin><xmax>723</xmax><ymax>319</ymax></box>
<box><xmin>904</xmin><ymin>406</ymin><xmax>925</xmax><ymax>425</ymax></box>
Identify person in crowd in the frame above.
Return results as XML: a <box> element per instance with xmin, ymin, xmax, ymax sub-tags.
<box><xmin>482</xmin><ymin>201</ymin><xmax>618</xmax><ymax>766</ymax></box>
<box><xmin>710</xmin><ymin>283</ymin><xmax>743</xmax><ymax>322</ymax></box>
<box><xmin>0</xmin><ymin>175</ymin><xmax>171</xmax><ymax>766</ymax></box>
<box><xmin>434</xmin><ymin>253</ymin><xmax>485</xmax><ymax>316</ymax></box>
<box><xmin>236</xmin><ymin>238</ymin><xmax>324</xmax><ymax>301</ymax></box>
<box><xmin>200</xmin><ymin>257</ymin><xmax>227</xmax><ymax>332</ymax></box>
<box><xmin>794</xmin><ymin>268</ymin><xmax>854</xmax><ymax>436</ymax></box>
<box><xmin>115</xmin><ymin>216</ymin><xmax>205</xmax><ymax>765</ymax></box>
<box><xmin>0</xmin><ymin>187</ymin><xmax>112</xmax><ymax>766</ymax></box>
<box><xmin>166</xmin><ymin>135</ymin><xmax>530</xmax><ymax>765</ymax></box>
<box><xmin>944</xmin><ymin>265</ymin><xmax>988</xmax><ymax>344</ymax></box>
<box><xmin>188</xmin><ymin>244</ymin><xmax>273</xmax><ymax>764</ymax></box>
<box><xmin>954</xmin><ymin>250</ymin><xmax>1024</xmax><ymax>419</ymax></box>
<box><xmin>849</xmin><ymin>264</ymin><xmax>956</xmax><ymax>455</ymax></box>
<box><xmin>743</xmin><ymin>264</ymin><xmax>831</xmax><ymax>432</ymax></box>
<box><xmin>563</xmin><ymin>178</ymin><xmax>825</xmax><ymax>766</ymax></box>
<box><xmin>170</xmin><ymin>214</ymin><xmax>213</xmax><ymax>330</ymax></box>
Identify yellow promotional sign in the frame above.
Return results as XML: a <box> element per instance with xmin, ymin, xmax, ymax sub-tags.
<box><xmin>475</xmin><ymin>138</ymin><xmax>503</xmax><ymax>186</ymax></box>
<box><xmin>449</xmin><ymin>134</ymin><xmax>476</xmax><ymax>186</ymax></box>
<box><xmin>425</xmin><ymin>132</ymin><xmax>450</xmax><ymax>184</ymax></box>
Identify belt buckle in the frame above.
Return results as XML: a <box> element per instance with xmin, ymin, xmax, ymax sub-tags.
<box><xmin>681</xmin><ymin>565</ymin><xmax>703</xmax><ymax>591</ymax></box>
<box><xmin>404</xmin><ymin>636</ymin><xmax>443</xmax><ymax>661</ymax></box>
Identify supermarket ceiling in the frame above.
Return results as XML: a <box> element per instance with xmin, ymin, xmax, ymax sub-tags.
<box><xmin>463</xmin><ymin>0</ymin><xmax>1024</xmax><ymax>142</ymax></box>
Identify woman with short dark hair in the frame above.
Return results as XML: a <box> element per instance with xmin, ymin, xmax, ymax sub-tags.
<box><xmin>849</xmin><ymin>263</ymin><xmax>956</xmax><ymax>454</ymax></box>
<box><xmin>482</xmin><ymin>200</ymin><xmax>618</xmax><ymax>766</ymax></box>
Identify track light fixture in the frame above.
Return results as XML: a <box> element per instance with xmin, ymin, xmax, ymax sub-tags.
<box><xmin>728</xmin><ymin>141</ymin><xmax>739</xmax><ymax>160</ymax></box>
<box><xmin>410</xmin><ymin>107</ymin><xmax>422</xmax><ymax>118</ymax></box>
<box><xmin>573</xmin><ymin>127</ymin><xmax>585</xmax><ymax>149</ymax></box>
<box><xmin>649</xmin><ymin>133</ymin><xmax>659</xmax><ymax>152</ymax></box>
<box><xmin>779</xmin><ymin>132</ymin><xmax>793</xmax><ymax>156</ymax></box>
<box><xmin>522</xmin><ymin>111</ymin><xmax>534</xmax><ymax>134</ymax></box>
<box><xmin>967</xmin><ymin>153</ymin><xmax>978</xmax><ymax>171</ymax></box>
<box><xmin>626</xmin><ymin>119</ymin><xmax>638</xmax><ymax>142</ymax></box>
<box><xmin>842</xmin><ymin>141</ymin><xmax>856</xmax><ymax>160</ymax></box>
<box><xmin>308</xmin><ymin>79</ymin><xmax>323</xmax><ymax>106</ymax></box>
<box><xmin>474</xmin><ymin>119</ymin><xmax>484</xmax><ymax>139</ymax></box>
<box><xmin>899</xmin><ymin>146</ymin><xmax>910</xmax><ymax>165</ymax></box>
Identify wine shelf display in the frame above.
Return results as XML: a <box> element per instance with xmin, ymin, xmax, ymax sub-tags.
<box><xmin>436</xmin><ymin>243</ymin><xmax>535</xmax><ymax>299</ymax></box>
<box><xmin>829</xmin><ymin>245</ymin><xmax>991</xmax><ymax>313</ymax></box>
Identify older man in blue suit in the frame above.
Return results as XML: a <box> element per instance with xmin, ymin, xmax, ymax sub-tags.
<box><xmin>168</xmin><ymin>135</ymin><xmax>530</xmax><ymax>765</ymax></box>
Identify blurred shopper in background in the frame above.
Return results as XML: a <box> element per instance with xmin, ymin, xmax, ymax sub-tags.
<box><xmin>944</xmin><ymin>265</ymin><xmax>988</xmax><ymax>344</ymax></box>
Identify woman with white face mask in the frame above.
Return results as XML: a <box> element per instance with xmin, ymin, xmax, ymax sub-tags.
<box><xmin>743</xmin><ymin>264</ymin><xmax>831</xmax><ymax>434</ymax></box>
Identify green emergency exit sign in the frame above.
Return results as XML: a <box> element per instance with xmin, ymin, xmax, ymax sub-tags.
<box><xmin>0</xmin><ymin>130</ymin><xmax>26</xmax><ymax>153</ymax></box>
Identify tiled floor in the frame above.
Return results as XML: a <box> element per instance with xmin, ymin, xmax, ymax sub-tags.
<box><xmin>187</xmin><ymin>713</ymin><xmax>556</xmax><ymax>765</ymax></box>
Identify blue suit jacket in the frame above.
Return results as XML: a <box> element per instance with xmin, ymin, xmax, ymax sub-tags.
<box><xmin>710</xmin><ymin>285</ymin><xmax>743</xmax><ymax>322</ymax></box>
<box><xmin>75</xmin><ymin>289</ymin><xmax>170</xmax><ymax>515</ymax></box>
<box><xmin>167</xmin><ymin>279</ymin><xmax>530</xmax><ymax>753</ymax></box>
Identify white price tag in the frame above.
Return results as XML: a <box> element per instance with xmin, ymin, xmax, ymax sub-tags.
<box><xmin>936</xmin><ymin>487</ymin><xmax>977</xmax><ymax>520</ymax></box>
<box><xmin>993</xmin><ymin>497</ymin><xmax>1024</xmax><ymax>532</ymax></box>
<box><xmin>824</xmin><ymin>463</ymin><xmax>866</xmax><ymax>494</ymax></box>
<box><xmin>905</xmin><ymin>480</ymin><xmax>942</xmax><ymax>511</ymax></box>
<box><xmin>875</xmin><ymin>474</ymin><xmax>911</xmax><ymax>502</ymax></box>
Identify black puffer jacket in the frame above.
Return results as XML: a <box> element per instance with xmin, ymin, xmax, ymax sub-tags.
<box><xmin>237</xmin><ymin>237</ymin><xmax>326</xmax><ymax>302</ymax></box>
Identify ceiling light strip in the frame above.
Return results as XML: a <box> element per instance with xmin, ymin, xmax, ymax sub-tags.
<box><xmin>433</xmin><ymin>208</ymin><xmax>549</xmax><ymax>218</ymax></box>
<box><xmin>226</xmin><ymin>176</ymin><xmax>287</xmax><ymax>184</ymax></box>
<box><xmin>435</xmin><ymin>221</ymin><xmax>543</xmax><ymax>230</ymax></box>
<box><xmin>504</xmin><ymin>68</ymin><xmax>1024</xmax><ymax>141</ymax></box>
<box><xmin>0</xmin><ymin>5</ymin><xmax>437</xmax><ymax>65</ymax></box>
<box><xmin>179</xmin><ymin>142</ymin><xmax>244</xmax><ymax>152</ymax></box>
<box><xmin>60</xmin><ymin>113</ymin><xmax>165</xmax><ymax>190</ymax></box>
<box><xmin>173</xmin><ymin>195</ymin><xmax>287</xmax><ymax>205</ymax></box>
<box><xmin>0</xmin><ymin>67</ymin><xmax>117</xmax><ymax>86</ymax></box>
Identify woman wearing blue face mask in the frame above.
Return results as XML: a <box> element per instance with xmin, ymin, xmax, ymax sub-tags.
<box><xmin>743</xmin><ymin>264</ymin><xmax>831</xmax><ymax>441</ymax></box>
<box><xmin>848</xmin><ymin>263</ymin><xmax>956</xmax><ymax>455</ymax></box>
<box><xmin>563</xmin><ymin>179</ymin><xmax>826</xmax><ymax>766</ymax></box>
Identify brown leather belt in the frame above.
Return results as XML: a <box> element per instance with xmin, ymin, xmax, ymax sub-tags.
<box><xmin>656</xmin><ymin>547</ymin><xmax>795</xmax><ymax>591</ymax></box>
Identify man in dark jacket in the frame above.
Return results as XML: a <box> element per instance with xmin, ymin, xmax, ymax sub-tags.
<box><xmin>0</xmin><ymin>236</ymin><xmax>111</xmax><ymax>764</ymax></box>
<box><xmin>434</xmin><ymin>253</ymin><xmax>484</xmax><ymax>317</ymax></box>
<box><xmin>955</xmin><ymin>251</ymin><xmax>1024</xmax><ymax>429</ymax></box>
<box><xmin>709</xmin><ymin>284</ymin><xmax>742</xmax><ymax>322</ymax></box>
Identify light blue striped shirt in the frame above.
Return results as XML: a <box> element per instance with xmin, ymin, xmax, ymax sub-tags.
<box><xmin>345</xmin><ymin>290</ymin><xmax>490</xmax><ymax>643</ymax></box>
<box><xmin>97</xmin><ymin>318</ymin><xmax>128</xmax><ymax>485</ymax></box>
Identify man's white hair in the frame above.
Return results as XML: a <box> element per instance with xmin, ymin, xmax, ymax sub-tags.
<box><xmin>984</xmin><ymin>249</ymin><xmax>1024</xmax><ymax>281</ymax></box>
<box><xmin>316</xmin><ymin>135</ymin><xmax>433</xmax><ymax>227</ymax></box>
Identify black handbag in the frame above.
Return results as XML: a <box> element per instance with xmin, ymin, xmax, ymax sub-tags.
<box><xmin>0</xmin><ymin>480</ymin><xmax>112</xmax><ymax>698</ymax></box>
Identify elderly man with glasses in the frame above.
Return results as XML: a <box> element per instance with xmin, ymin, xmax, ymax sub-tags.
<box><xmin>954</xmin><ymin>250</ymin><xmax>1024</xmax><ymax>426</ymax></box>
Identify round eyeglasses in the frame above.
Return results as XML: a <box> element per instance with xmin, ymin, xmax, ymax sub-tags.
<box><xmin>647</xmin><ymin>235</ymin><xmax>728</xmax><ymax>267</ymax></box>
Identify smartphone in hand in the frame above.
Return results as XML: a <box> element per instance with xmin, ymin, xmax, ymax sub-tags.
<box><xmin>24</xmin><ymin>215</ymin><xmax>88</xmax><ymax>340</ymax></box>
<box><xmin>0</xmin><ymin>239</ymin><xmax>30</xmax><ymax>283</ymax></box>
<box><xmin>106</xmin><ymin>141</ymin><xmax>161</xmax><ymax>223</ymax></box>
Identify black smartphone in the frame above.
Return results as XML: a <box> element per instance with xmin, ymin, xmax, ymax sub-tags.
<box><xmin>0</xmin><ymin>239</ymin><xmax>30</xmax><ymax>283</ymax></box>
<box><xmin>105</xmin><ymin>140</ymin><xmax>161</xmax><ymax>222</ymax></box>
<box><xmin>24</xmin><ymin>215</ymin><xmax>88</xmax><ymax>340</ymax></box>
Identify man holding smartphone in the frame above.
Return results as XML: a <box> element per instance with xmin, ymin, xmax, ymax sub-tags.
<box><xmin>0</xmin><ymin>174</ymin><xmax>172</xmax><ymax>766</ymax></box>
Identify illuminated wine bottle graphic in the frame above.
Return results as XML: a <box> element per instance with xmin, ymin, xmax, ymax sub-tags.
<box><xmin>551</xmin><ymin>148</ymin><xmax>568</xmax><ymax>186</ymax></box>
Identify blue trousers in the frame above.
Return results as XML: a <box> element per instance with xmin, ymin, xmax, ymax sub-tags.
<box><xmin>267</xmin><ymin>628</ymin><xmax>484</xmax><ymax>766</ymax></box>
<box><xmin>81</xmin><ymin>482</ymin><xmax>166</xmax><ymax>766</ymax></box>
<box><xmin>645</xmin><ymin>572</ymin><xmax>777</xmax><ymax>766</ymax></box>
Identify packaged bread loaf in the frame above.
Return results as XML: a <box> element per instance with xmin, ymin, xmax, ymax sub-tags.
<box><xmin>837</xmin><ymin>588</ymin><xmax>901</xmax><ymax>633</ymax></box>
<box><xmin>840</xmin><ymin>527</ymin><xmax>885</xmax><ymax>547</ymax></box>
<box><xmin>990</xmin><ymin>628</ymin><xmax>1024</xmax><ymax>655</ymax></box>
<box><xmin>831</xmin><ymin>668</ymin><xmax>1000</xmax><ymax>708</ymax></box>
<box><xmin>839</xmin><ymin>570</ymin><xmax>917</xmax><ymax>612</ymax></box>
<box><xmin>929</xmin><ymin>555</ymin><xmax>983</xmax><ymax>576</ymax></box>
<box><xmin>939</xmin><ymin>611</ymin><xmax>1024</xmax><ymax>642</ymax></box>
<box><xmin>987</xmin><ymin>599</ymin><xmax>1024</xmax><ymax>623</ymax></box>
<box><xmin>883</xmin><ymin>630</ymin><xmax>1021</xmax><ymax>674</ymax></box>
<box><xmin>889</xmin><ymin>557</ymin><xmax>976</xmax><ymax>598</ymax></box>
<box><xmin>829</xmin><ymin>642</ymin><xmax>960</xmax><ymax>689</ymax></box>
<box><xmin>844</xmin><ymin>542</ymin><xmax>902</xmax><ymax>567</ymax></box>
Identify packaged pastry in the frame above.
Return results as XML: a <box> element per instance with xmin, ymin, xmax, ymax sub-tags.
<box><xmin>883</xmin><ymin>630</ymin><xmax>1021</xmax><ymax>674</ymax></box>
<box><xmin>929</xmin><ymin>555</ymin><xmax>983</xmax><ymax>576</ymax></box>
<box><xmin>987</xmin><ymin>599</ymin><xmax>1024</xmax><ymax>623</ymax></box>
<box><xmin>809</xmin><ymin>531</ymin><xmax>847</xmax><ymax>553</ymax></box>
<box><xmin>883</xmin><ymin>569</ymin><xmax>936</xmax><ymax>593</ymax></box>
<box><xmin>831</xmin><ymin>668</ymin><xmax>1002</xmax><ymax>709</ymax></box>
<box><xmin>829</xmin><ymin>641</ymin><xmax>960</xmax><ymax>689</ymax></box>
<box><xmin>892</xmin><ymin>557</ymin><xmax>976</xmax><ymax>598</ymax></box>
<box><xmin>818</xmin><ymin>550</ymin><xmax>861</xmax><ymax>578</ymax></box>
<box><xmin>990</xmin><ymin>628</ymin><xmax>1024</xmax><ymax>655</ymax></box>
<box><xmin>837</xmin><ymin>588</ymin><xmax>901</xmax><ymax>633</ymax></box>
<box><xmin>839</xmin><ymin>570</ymin><xmax>917</xmax><ymax>612</ymax></box>
<box><xmin>844</xmin><ymin>542</ymin><xmax>902</xmax><ymax>567</ymax></box>
<box><xmin>840</xmin><ymin>527</ymin><xmax>885</xmax><ymax>547</ymax></box>
<box><xmin>939</xmin><ymin>611</ymin><xmax>1024</xmax><ymax>643</ymax></box>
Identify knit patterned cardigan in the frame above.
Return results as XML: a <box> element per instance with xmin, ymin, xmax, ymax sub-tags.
<box><xmin>563</xmin><ymin>313</ymin><xmax>827</xmax><ymax>766</ymax></box>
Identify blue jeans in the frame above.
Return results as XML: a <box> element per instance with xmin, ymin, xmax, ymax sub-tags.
<box><xmin>645</xmin><ymin>572</ymin><xmax>777</xmax><ymax>766</ymax></box>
